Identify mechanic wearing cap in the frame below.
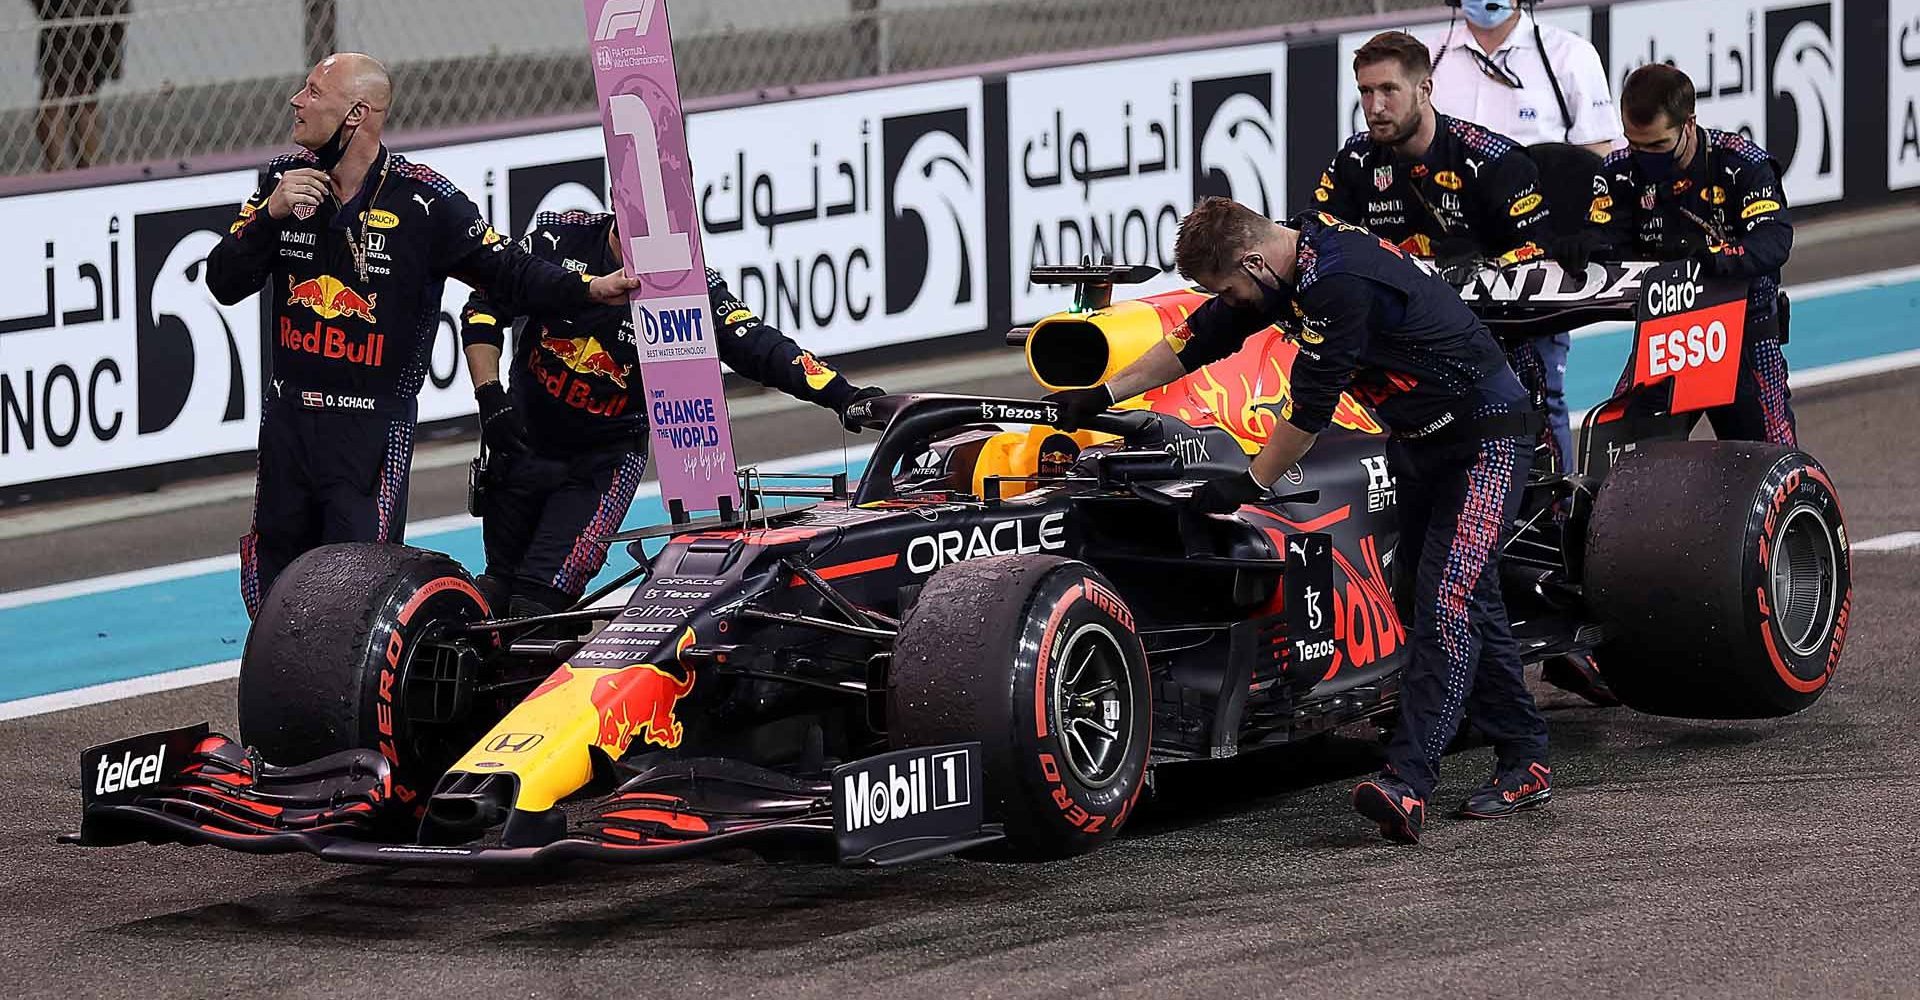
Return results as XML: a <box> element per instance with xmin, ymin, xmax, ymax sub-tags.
<box><xmin>1561</xmin><ymin>63</ymin><xmax>1797</xmax><ymax>446</ymax></box>
<box><xmin>1428</xmin><ymin>0</ymin><xmax>1619</xmax><ymax>156</ymax></box>
<box><xmin>1046</xmin><ymin>199</ymin><xmax>1551</xmax><ymax>843</ymax></box>
<box><xmin>1314</xmin><ymin>31</ymin><xmax>1569</xmax><ymax>472</ymax></box>
<box><xmin>459</xmin><ymin>212</ymin><xmax>885</xmax><ymax>618</ymax></box>
<box><xmin>209</xmin><ymin>53</ymin><xmax>640</xmax><ymax>619</ymax></box>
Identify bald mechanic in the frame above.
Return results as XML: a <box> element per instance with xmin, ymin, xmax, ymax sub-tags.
<box><xmin>208</xmin><ymin>54</ymin><xmax>640</xmax><ymax>617</ymax></box>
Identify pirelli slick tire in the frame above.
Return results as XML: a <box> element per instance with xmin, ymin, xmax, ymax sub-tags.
<box><xmin>889</xmin><ymin>555</ymin><xmax>1151</xmax><ymax>860</ymax></box>
<box><xmin>1585</xmin><ymin>441</ymin><xmax>1850</xmax><ymax>718</ymax></box>
<box><xmin>238</xmin><ymin>543</ymin><xmax>493</xmax><ymax>810</ymax></box>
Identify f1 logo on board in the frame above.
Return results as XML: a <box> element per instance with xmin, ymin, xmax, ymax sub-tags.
<box><xmin>593</xmin><ymin>0</ymin><xmax>657</xmax><ymax>41</ymax></box>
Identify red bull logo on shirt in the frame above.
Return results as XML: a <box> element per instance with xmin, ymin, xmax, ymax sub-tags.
<box><xmin>278</xmin><ymin>273</ymin><xmax>384</xmax><ymax>367</ymax></box>
<box><xmin>286</xmin><ymin>274</ymin><xmax>378</xmax><ymax>323</ymax></box>
<box><xmin>795</xmin><ymin>352</ymin><xmax>839</xmax><ymax>391</ymax></box>
<box><xmin>541</xmin><ymin>334</ymin><xmax>631</xmax><ymax>389</ymax></box>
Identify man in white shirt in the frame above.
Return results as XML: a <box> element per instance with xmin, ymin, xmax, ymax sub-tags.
<box><xmin>1427</xmin><ymin>0</ymin><xmax>1620</xmax><ymax>156</ymax></box>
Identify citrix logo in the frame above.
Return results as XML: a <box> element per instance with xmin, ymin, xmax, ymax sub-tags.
<box><xmin>883</xmin><ymin>108</ymin><xmax>976</xmax><ymax>316</ymax></box>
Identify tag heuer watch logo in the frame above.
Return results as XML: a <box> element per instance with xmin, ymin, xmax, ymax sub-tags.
<box><xmin>1373</xmin><ymin>165</ymin><xmax>1394</xmax><ymax>191</ymax></box>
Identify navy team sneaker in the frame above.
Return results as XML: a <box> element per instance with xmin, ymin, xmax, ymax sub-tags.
<box><xmin>1352</xmin><ymin>774</ymin><xmax>1425</xmax><ymax>844</ymax></box>
<box><xmin>1458</xmin><ymin>762</ymin><xmax>1553</xmax><ymax>819</ymax></box>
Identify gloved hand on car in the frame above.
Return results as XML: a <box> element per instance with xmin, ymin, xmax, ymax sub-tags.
<box><xmin>838</xmin><ymin>385</ymin><xmax>888</xmax><ymax>433</ymax></box>
<box><xmin>1546</xmin><ymin>230</ymin><xmax>1604</xmax><ymax>273</ymax></box>
<box><xmin>1190</xmin><ymin>469</ymin><xmax>1271</xmax><ymax>514</ymax></box>
<box><xmin>1042</xmin><ymin>385</ymin><xmax>1113</xmax><ymax>433</ymax></box>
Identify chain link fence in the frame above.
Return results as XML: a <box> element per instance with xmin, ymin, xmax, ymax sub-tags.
<box><xmin>3</xmin><ymin>0</ymin><xmax>1432</xmax><ymax>179</ymax></box>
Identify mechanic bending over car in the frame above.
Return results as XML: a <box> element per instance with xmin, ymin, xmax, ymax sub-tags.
<box><xmin>1559</xmin><ymin>63</ymin><xmax>1798</xmax><ymax>446</ymax></box>
<box><xmin>1046</xmin><ymin>198</ymin><xmax>1552</xmax><ymax>843</ymax></box>
<box><xmin>209</xmin><ymin>53</ymin><xmax>640</xmax><ymax>619</ymax></box>
<box><xmin>459</xmin><ymin>212</ymin><xmax>885</xmax><ymax>618</ymax></box>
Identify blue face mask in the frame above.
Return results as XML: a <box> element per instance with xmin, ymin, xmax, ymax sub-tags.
<box><xmin>1632</xmin><ymin>149</ymin><xmax>1677</xmax><ymax>183</ymax></box>
<box><xmin>1461</xmin><ymin>0</ymin><xmax>1517</xmax><ymax>30</ymax></box>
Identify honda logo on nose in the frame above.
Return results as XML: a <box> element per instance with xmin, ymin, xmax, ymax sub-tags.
<box><xmin>484</xmin><ymin>732</ymin><xmax>544</xmax><ymax>754</ymax></box>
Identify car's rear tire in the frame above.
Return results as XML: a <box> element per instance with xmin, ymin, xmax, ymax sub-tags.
<box><xmin>1584</xmin><ymin>441</ymin><xmax>1850</xmax><ymax>718</ymax></box>
<box><xmin>238</xmin><ymin>543</ymin><xmax>494</xmax><ymax>809</ymax></box>
<box><xmin>889</xmin><ymin>555</ymin><xmax>1151</xmax><ymax>859</ymax></box>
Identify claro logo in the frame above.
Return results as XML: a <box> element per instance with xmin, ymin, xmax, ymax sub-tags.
<box><xmin>905</xmin><ymin>512</ymin><xmax>1066</xmax><ymax>574</ymax></box>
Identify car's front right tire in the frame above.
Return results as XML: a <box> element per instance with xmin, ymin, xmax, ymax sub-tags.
<box><xmin>888</xmin><ymin>555</ymin><xmax>1151</xmax><ymax>859</ymax></box>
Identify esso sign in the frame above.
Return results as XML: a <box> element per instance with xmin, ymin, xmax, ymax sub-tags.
<box><xmin>1646</xmin><ymin>320</ymin><xmax>1728</xmax><ymax>376</ymax></box>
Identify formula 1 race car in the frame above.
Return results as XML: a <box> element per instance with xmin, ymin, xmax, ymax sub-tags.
<box><xmin>68</xmin><ymin>258</ymin><xmax>1851</xmax><ymax>867</ymax></box>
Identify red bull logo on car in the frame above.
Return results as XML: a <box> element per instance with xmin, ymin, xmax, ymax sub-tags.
<box><xmin>590</xmin><ymin>663</ymin><xmax>696</xmax><ymax>754</ymax></box>
<box><xmin>287</xmin><ymin>274</ymin><xmax>378</xmax><ymax>323</ymax></box>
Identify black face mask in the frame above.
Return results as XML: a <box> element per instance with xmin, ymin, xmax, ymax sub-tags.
<box><xmin>309</xmin><ymin>102</ymin><xmax>365</xmax><ymax>170</ymax></box>
<box><xmin>1632</xmin><ymin>124</ymin><xmax>1688</xmax><ymax>184</ymax></box>
<box><xmin>1242</xmin><ymin>257</ymin><xmax>1290</xmax><ymax>315</ymax></box>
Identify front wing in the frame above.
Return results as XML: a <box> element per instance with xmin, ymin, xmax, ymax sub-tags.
<box><xmin>66</xmin><ymin>726</ymin><xmax>1000</xmax><ymax>868</ymax></box>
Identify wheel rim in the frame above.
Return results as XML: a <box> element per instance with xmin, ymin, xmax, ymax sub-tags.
<box><xmin>1770</xmin><ymin>504</ymin><xmax>1839</xmax><ymax>657</ymax></box>
<box><xmin>1049</xmin><ymin>622</ymin><xmax>1135</xmax><ymax>787</ymax></box>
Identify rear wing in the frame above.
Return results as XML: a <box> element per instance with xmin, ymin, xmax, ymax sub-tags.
<box><xmin>1452</xmin><ymin>260</ymin><xmax>1660</xmax><ymax>340</ymax></box>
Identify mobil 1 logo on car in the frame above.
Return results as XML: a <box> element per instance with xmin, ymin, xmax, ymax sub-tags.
<box><xmin>834</xmin><ymin>742</ymin><xmax>987</xmax><ymax>863</ymax></box>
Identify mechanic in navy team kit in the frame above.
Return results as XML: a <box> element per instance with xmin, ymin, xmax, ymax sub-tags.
<box><xmin>459</xmin><ymin>211</ymin><xmax>885</xmax><ymax>618</ymax></box>
<box><xmin>1314</xmin><ymin>32</ymin><xmax>1570</xmax><ymax>474</ymax></box>
<box><xmin>1559</xmin><ymin>63</ymin><xmax>1798</xmax><ymax>445</ymax></box>
<box><xmin>209</xmin><ymin>53</ymin><xmax>641</xmax><ymax>618</ymax></box>
<box><xmin>1047</xmin><ymin>199</ymin><xmax>1551</xmax><ymax>843</ymax></box>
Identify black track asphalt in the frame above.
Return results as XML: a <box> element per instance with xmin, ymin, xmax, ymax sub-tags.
<box><xmin>1</xmin><ymin>220</ymin><xmax>1917</xmax><ymax>999</ymax></box>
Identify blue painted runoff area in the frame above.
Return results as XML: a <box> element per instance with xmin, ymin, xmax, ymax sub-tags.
<box><xmin>1</xmin><ymin>275</ymin><xmax>1916</xmax><ymax>704</ymax></box>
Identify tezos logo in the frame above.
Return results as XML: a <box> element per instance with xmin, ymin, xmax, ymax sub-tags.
<box><xmin>94</xmin><ymin>744</ymin><xmax>167</xmax><ymax>796</ymax></box>
<box><xmin>905</xmin><ymin>511</ymin><xmax>1067</xmax><ymax>574</ymax></box>
<box><xmin>979</xmin><ymin>401</ymin><xmax>1057</xmax><ymax>423</ymax></box>
<box><xmin>842</xmin><ymin>747</ymin><xmax>972</xmax><ymax>831</ymax></box>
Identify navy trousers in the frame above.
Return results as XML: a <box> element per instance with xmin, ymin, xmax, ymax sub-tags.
<box><xmin>1383</xmin><ymin>423</ymin><xmax>1548</xmax><ymax>799</ymax></box>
